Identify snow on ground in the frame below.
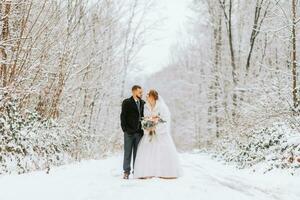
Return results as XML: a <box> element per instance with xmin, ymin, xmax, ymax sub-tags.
<box><xmin>0</xmin><ymin>153</ymin><xmax>299</xmax><ymax>200</ymax></box>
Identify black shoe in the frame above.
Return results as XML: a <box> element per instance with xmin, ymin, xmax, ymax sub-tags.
<box><xmin>123</xmin><ymin>172</ymin><xmax>129</xmax><ymax>179</ymax></box>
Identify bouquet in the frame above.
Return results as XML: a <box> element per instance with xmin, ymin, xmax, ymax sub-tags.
<box><xmin>141</xmin><ymin>113</ymin><xmax>166</xmax><ymax>142</ymax></box>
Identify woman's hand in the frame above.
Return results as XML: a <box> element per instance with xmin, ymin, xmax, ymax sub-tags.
<box><xmin>151</xmin><ymin>115</ymin><xmax>160</xmax><ymax>123</ymax></box>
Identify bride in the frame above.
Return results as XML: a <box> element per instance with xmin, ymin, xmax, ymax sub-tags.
<box><xmin>133</xmin><ymin>89</ymin><xmax>182</xmax><ymax>179</ymax></box>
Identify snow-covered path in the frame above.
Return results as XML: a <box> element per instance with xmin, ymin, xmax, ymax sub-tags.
<box><xmin>0</xmin><ymin>153</ymin><xmax>298</xmax><ymax>200</ymax></box>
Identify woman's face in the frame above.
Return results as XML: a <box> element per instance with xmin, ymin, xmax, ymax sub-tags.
<box><xmin>147</xmin><ymin>94</ymin><xmax>156</xmax><ymax>104</ymax></box>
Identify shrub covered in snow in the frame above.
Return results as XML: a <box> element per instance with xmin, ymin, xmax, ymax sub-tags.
<box><xmin>0</xmin><ymin>98</ymin><xmax>63</xmax><ymax>174</ymax></box>
<box><xmin>0</xmin><ymin>97</ymin><xmax>121</xmax><ymax>174</ymax></box>
<box><xmin>213</xmin><ymin>123</ymin><xmax>300</xmax><ymax>174</ymax></box>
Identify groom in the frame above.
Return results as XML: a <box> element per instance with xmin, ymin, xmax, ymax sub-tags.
<box><xmin>120</xmin><ymin>85</ymin><xmax>145</xmax><ymax>179</ymax></box>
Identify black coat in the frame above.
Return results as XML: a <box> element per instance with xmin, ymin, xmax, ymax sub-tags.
<box><xmin>120</xmin><ymin>96</ymin><xmax>145</xmax><ymax>134</ymax></box>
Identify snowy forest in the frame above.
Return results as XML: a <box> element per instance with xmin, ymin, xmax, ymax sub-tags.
<box><xmin>0</xmin><ymin>0</ymin><xmax>158</xmax><ymax>173</ymax></box>
<box><xmin>147</xmin><ymin>0</ymin><xmax>300</xmax><ymax>171</ymax></box>
<box><xmin>0</xmin><ymin>0</ymin><xmax>300</xmax><ymax>199</ymax></box>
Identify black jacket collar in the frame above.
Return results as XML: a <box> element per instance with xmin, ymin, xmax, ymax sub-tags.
<box><xmin>130</xmin><ymin>96</ymin><xmax>144</xmax><ymax>103</ymax></box>
<box><xmin>130</xmin><ymin>96</ymin><xmax>144</xmax><ymax>111</ymax></box>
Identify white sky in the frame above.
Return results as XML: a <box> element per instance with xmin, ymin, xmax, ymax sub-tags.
<box><xmin>132</xmin><ymin>0</ymin><xmax>191</xmax><ymax>77</ymax></box>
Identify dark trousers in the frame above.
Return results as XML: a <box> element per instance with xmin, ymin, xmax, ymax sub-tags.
<box><xmin>123</xmin><ymin>132</ymin><xmax>142</xmax><ymax>174</ymax></box>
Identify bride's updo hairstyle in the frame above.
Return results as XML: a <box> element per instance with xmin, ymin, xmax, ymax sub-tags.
<box><xmin>148</xmin><ymin>89</ymin><xmax>159</xmax><ymax>100</ymax></box>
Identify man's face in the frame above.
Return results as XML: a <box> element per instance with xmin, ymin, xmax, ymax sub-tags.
<box><xmin>134</xmin><ymin>88</ymin><xmax>143</xmax><ymax>99</ymax></box>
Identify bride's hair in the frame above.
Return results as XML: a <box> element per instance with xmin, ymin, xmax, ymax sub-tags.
<box><xmin>148</xmin><ymin>89</ymin><xmax>159</xmax><ymax>100</ymax></box>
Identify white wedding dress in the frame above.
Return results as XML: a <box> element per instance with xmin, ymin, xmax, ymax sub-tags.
<box><xmin>133</xmin><ymin>97</ymin><xmax>182</xmax><ymax>178</ymax></box>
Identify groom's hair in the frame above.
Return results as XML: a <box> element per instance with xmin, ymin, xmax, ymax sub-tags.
<box><xmin>132</xmin><ymin>85</ymin><xmax>142</xmax><ymax>91</ymax></box>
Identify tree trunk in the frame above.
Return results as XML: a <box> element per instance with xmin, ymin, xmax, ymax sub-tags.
<box><xmin>291</xmin><ymin>0</ymin><xmax>298</xmax><ymax>109</ymax></box>
<box><xmin>219</xmin><ymin>0</ymin><xmax>237</xmax><ymax>117</ymax></box>
<box><xmin>0</xmin><ymin>2</ymin><xmax>11</xmax><ymax>87</ymax></box>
